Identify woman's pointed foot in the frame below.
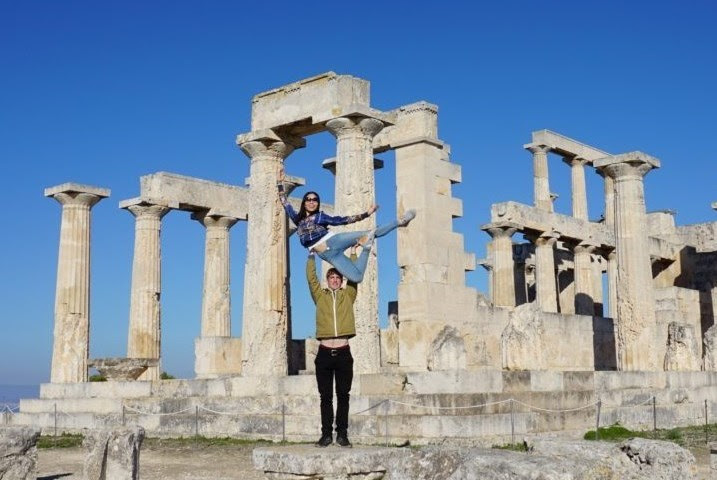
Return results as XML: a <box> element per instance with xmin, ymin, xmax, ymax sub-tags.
<box><xmin>362</xmin><ymin>229</ymin><xmax>376</xmax><ymax>250</ymax></box>
<box><xmin>399</xmin><ymin>209</ymin><xmax>416</xmax><ymax>227</ymax></box>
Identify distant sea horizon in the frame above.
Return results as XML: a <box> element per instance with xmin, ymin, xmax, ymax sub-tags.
<box><xmin>0</xmin><ymin>384</ymin><xmax>40</xmax><ymax>410</ymax></box>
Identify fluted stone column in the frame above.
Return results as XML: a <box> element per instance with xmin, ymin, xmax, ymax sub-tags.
<box><xmin>482</xmin><ymin>222</ymin><xmax>519</xmax><ymax>308</ymax></box>
<box><xmin>572</xmin><ymin>240</ymin><xmax>597</xmax><ymax>315</ymax></box>
<box><xmin>606</xmin><ymin>249</ymin><xmax>618</xmax><ymax>318</ymax></box>
<box><xmin>237</xmin><ymin>131</ymin><xmax>304</xmax><ymax>377</ymax></box>
<box><xmin>122</xmin><ymin>200</ymin><xmax>170</xmax><ymax>381</ymax></box>
<box><xmin>194</xmin><ymin>213</ymin><xmax>238</xmax><ymax>336</ymax></box>
<box><xmin>45</xmin><ymin>184</ymin><xmax>109</xmax><ymax>383</ymax></box>
<box><xmin>526</xmin><ymin>145</ymin><xmax>552</xmax><ymax>212</ymax></box>
<box><xmin>564</xmin><ymin>156</ymin><xmax>590</xmax><ymax>220</ymax></box>
<box><xmin>326</xmin><ymin>116</ymin><xmax>385</xmax><ymax>375</ymax></box>
<box><xmin>529</xmin><ymin>230</ymin><xmax>560</xmax><ymax>313</ymax></box>
<box><xmin>595</xmin><ymin>152</ymin><xmax>660</xmax><ymax>370</ymax></box>
<box><xmin>192</xmin><ymin>212</ymin><xmax>240</xmax><ymax>378</ymax></box>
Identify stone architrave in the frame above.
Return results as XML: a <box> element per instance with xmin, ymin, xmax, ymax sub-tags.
<box><xmin>564</xmin><ymin>156</ymin><xmax>590</xmax><ymax>220</ymax></box>
<box><xmin>526</xmin><ymin>144</ymin><xmax>552</xmax><ymax>212</ymax></box>
<box><xmin>482</xmin><ymin>222</ymin><xmax>520</xmax><ymax>308</ymax></box>
<box><xmin>595</xmin><ymin>152</ymin><xmax>660</xmax><ymax>371</ymax></box>
<box><xmin>45</xmin><ymin>183</ymin><xmax>109</xmax><ymax>383</ymax></box>
<box><xmin>528</xmin><ymin>230</ymin><xmax>560</xmax><ymax>313</ymax></box>
<box><xmin>237</xmin><ymin>130</ymin><xmax>305</xmax><ymax>377</ymax></box>
<box><xmin>121</xmin><ymin>200</ymin><xmax>170</xmax><ymax>381</ymax></box>
<box><xmin>572</xmin><ymin>240</ymin><xmax>597</xmax><ymax>316</ymax></box>
<box><xmin>326</xmin><ymin>116</ymin><xmax>385</xmax><ymax>374</ymax></box>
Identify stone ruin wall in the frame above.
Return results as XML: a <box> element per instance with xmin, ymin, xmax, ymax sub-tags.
<box><xmin>43</xmin><ymin>73</ymin><xmax>717</xmax><ymax>385</ymax></box>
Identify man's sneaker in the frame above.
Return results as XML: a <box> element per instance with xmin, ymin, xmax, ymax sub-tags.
<box><xmin>399</xmin><ymin>209</ymin><xmax>416</xmax><ymax>227</ymax></box>
<box><xmin>315</xmin><ymin>434</ymin><xmax>332</xmax><ymax>447</ymax></box>
<box><xmin>335</xmin><ymin>434</ymin><xmax>352</xmax><ymax>448</ymax></box>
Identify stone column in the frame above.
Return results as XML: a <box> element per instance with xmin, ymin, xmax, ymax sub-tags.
<box><xmin>45</xmin><ymin>184</ymin><xmax>109</xmax><ymax>383</ymax></box>
<box><xmin>122</xmin><ymin>200</ymin><xmax>170</xmax><ymax>381</ymax></box>
<box><xmin>526</xmin><ymin>145</ymin><xmax>552</xmax><ymax>212</ymax></box>
<box><xmin>192</xmin><ymin>212</ymin><xmax>241</xmax><ymax>378</ymax></box>
<box><xmin>237</xmin><ymin>130</ymin><xmax>304</xmax><ymax>377</ymax></box>
<box><xmin>606</xmin><ymin>249</ymin><xmax>618</xmax><ymax>318</ymax></box>
<box><xmin>193</xmin><ymin>213</ymin><xmax>239</xmax><ymax>337</ymax></box>
<box><xmin>592</xmin><ymin>253</ymin><xmax>605</xmax><ymax>316</ymax></box>
<box><xmin>482</xmin><ymin>222</ymin><xmax>519</xmax><ymax>308</ymax></box>
<box><xmin>572</xmin><ymin>240</ymin><xmax>597</xmax><ymax>315</ymax></box>
<box><xmin>325</xmin><ymin>115</ymin><xmax>385</xmax><ymax>375</ymax></box>
<box><xmin>528</xmin><ymin>230</ymin><xmax>560</xmax><ymax>313</ymax></box>
<box><xmin>564</xmin><ymin>156</ymin><xmax>590</xmax><ymax>220</ymax></box>
<box><xmin>595</xmin><ymin>152</ymin><xmax>660</xmax><ymax>370</ymax></box>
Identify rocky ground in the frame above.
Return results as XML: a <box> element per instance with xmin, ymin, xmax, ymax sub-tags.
<box><xmin>35</xmin><ymin>439</ymin><xmax>713</xmax><ymax>480</ymax></box>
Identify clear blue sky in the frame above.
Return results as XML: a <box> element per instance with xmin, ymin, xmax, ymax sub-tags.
<box><xmin>1</xmin><ymin>1</ymin><xmax>715</xmax><ymax>385</ymax></box>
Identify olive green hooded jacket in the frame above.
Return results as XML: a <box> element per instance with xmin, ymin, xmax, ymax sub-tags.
<box><xmin>306</xmin><ymin>255</ymin><xmax>357</xmax><ymax>339</ymax></box>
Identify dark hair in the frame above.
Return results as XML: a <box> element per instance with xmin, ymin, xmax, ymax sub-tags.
<box><xmin>298</xmin><ymin>191</ymin><xmax>320</xmax><ymax>220</ymax></box>
<box><xmin>326</xmin><ymin>267</ymin><xmax>343</xmax><ymax>280</ymax></box>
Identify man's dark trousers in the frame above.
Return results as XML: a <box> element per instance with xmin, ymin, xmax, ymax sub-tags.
<box><xmin>315</xmin><ymin>345</ymin><xmax>354</xmax><ymax>437</ymax></box>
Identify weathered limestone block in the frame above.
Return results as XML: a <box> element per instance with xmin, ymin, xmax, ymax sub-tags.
<box><xmin>88</xmin><ymin>357</ymin><xmax>158</xmax><ymax>381</ymax></box>
<box><xmin>663</xmin><ymin>322</ymin><xmax>700</xmax><ymax>371</ymax></box>
<box><xmin>427</xmin><ymin>326</ymin><xmax>466</xmax><ymax>371</ymax></box>
<box><xmin>710</xmin><ymin>442</ymin><xmax>717</xmax><ymax>475</ymax></box>
<box><xmin>703</xmin><ymin>324</ymin><xmax>717</xmax><ymax>371</ymax></box>
<box><xmin>83</xmin><ymin>427</ymin><xmax>144</xmax><ymax>480</ymax></box>
<box><xmin>194</xmin><ymin>337</ymin><xmax>242</xmax><ymax>378</ymax></box>
<box><xmin>0</xmin><ymin>426</ymin><xmax>40</xmax><ymax>480</ymax></box>
<box><xmin>501</xmin><ymin>303</ymin><xmax>546</xmax><ymax>370</ymax></box>
<box><xmin>253</xmin><ymin>445</ymin><xmax>388</xmax><ymax>480</ymax></box>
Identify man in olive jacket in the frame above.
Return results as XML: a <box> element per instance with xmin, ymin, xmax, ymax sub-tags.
<box><xmin>307</xmin><ymin>251</ymin><xmax>357</xmax><ymax>448</ymax></box>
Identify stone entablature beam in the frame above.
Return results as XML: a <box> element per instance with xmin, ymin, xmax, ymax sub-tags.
<box><xmin>236</xmin><ymin>129</ymin><xmax>305</xmax><ymax>377</ymax></box>
<box><xmin>45</xmin><ymin>183</ymin><xmax>110</xmax><ymax>383</ymax></box>
<box><xmin>490</xmin><ymin>201</ymin><xmax>678</xmax><ymax>261</ymax></box>
<box><xmin>120</xmin><ymin>198</ymin><xmax>170</xmax><ymax>381</ymax></box>
<box><xmin>530</xmin><ymin>129</ymin><xmax>611</xmax><ymax>162</ymax></box>
<box><xmin>595</xmin><ymin>151</ymin><xmax>660</xmax><ymax>371</ymax></box>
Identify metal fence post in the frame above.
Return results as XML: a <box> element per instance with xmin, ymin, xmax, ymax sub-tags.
<box><xmin>384</xmin><ymin>399</ymin><xmax>389</xmax><ymax>447</ymax></box>
<box><xmin>510</xmin><ymin>399</ymin><xmax>515</xmax><ymax>446</ymax></box>
<box><xmin>282</xmin><ymin>402</ymin><xmax>286</xmax><ymax>443</ymax></box>
<box><xmin>54</xmin><ymin>403</ymin><xmax>57</xmax><ymax>438</ymax></box>
<box><xmin>194</xmin><ymin>406</ymin><xmax>199</xmax><ymax>438</ymax></box>
<box><xmin>596</xmin><ymin>399</ymin><xmax>602</xmax><ymax>441</ymax></box>
<box><xmin>705</xmin><ymin>399</ymin><xmax>709</xmax><ymax>445</ymax></box>
<box><xmin>652</xmin><ymin>396</ymin><xmax>657</xmax><ymax>438</ymax></box>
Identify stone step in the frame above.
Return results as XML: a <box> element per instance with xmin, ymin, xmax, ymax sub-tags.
<box><xmin>36</xmin><ymin>371</ymin><xmax>717</xmax><ymax>400</ymax></box>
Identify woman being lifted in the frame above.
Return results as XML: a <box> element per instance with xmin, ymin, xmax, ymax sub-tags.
<box><xmin>278</xmin><ymin>170</ymin><xmax>415</xmax><ymax>284</ymax></box>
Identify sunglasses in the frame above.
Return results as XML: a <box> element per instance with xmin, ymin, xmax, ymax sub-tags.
<box><xmin>305</xmin><ymin>197</ymin><xmax>319</xmax><ymax>202</ymax></box>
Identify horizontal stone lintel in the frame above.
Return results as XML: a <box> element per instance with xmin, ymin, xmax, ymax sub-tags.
<box><xmin>526</xmin><ymin>129</ymin><xmax>611</xmax><ymax>162</ymax></box>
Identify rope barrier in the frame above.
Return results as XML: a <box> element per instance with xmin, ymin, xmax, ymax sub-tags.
<box><xmin>387</xmin><ymin>398</ymin><xmax>513</xmax><ymax>411</ymax></box>
<box><xmin>1</xmin><ymin>405</ymin><xmax>18</xmax><ymax>413</ymax></box>
<box><xmin>513</xmin><ymin>399</ymin><xmax>599</xmax><ymax>413</ymax></box>
<box><xmin>353</xmin><ymin>399</ymin><xmax>388</xmax><ymax>415</ymax></box>
<box><xmin>123</xmin><ymin>405</ymin><xmax>194</xmax><ymax>416</ymax></box>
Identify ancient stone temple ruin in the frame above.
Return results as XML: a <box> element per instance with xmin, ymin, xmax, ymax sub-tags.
<box><xmin>13</xmin><ymin>73</ymin><xmax>717</xmax><ymax>444</ymax></box>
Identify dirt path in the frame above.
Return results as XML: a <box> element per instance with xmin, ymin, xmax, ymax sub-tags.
<box><xmin>36</xmin><ymin>443</ymin><xmax>265</xmax><ymax>480</ymax></box>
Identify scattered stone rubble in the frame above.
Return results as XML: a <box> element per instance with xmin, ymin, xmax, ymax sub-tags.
<box><xmin>0</xmin><ymin>426</ymin><xmax>40</xmax><ymax>480</ymax></box>
<box><xmin>83</xmin><ymin>427</ymin><xmax>144</xmax><ymax>480</ymax></box>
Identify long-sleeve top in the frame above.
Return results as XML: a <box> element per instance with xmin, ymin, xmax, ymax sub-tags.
<box><xmin>279</xmin><ymin>184</ymin><xmax>369</xmax><ymax>248</ymax></box>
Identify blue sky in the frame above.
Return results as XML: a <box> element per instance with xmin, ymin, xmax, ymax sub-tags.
<box><xmin>1</xmin><ymin>1</ymin><xmax>715</xmax><ymax>385</ymax></box>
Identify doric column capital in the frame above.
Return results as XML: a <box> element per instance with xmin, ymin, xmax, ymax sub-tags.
<box><xmin>123</xmin><ymin>201</ymin><xmax>170</xmax><ymax>220</ymax></box>
<box><xmin>325</xmin><ymin>116</ymin><xmax>385</xmax><ymax>140</ymax></box>
<box><xmin>481</xmin><ymin>221</ymin><xmax>520</xmax><ymax>239</ymax></box>
<box><xmin>45</xmin><ymin>183</ymin><xmax>110</xmax><ymax>208</ymax></box>
<box><xmin>525</xmin><ymin>144</ymin><xmax>551</xmax><ymax>155</ymax></box>
<box><xmin>534</xmin><ymin>230</ymin><xmax>561</xmax><ymax>248</ymax></box>
<box><xmin>563</xmin><ymin>155</ymin><xmax>590</xmax><ymax>167</ymax></box>
<box><xmin>237</xmin><ymin>130</ymin><xmax>306</xmax><ymax>163</ymax></box>
<box><xmin>573</xmin><ymin>240</ymin><xmax>598</xmax><ymax>255</ymax></box>
<box><xmin>594</xmin><ymin>151</ymin><xmax>660</xmax><ymax>181</ymax></box>
<box><xmin>191</xmin><ymin>211</ymin><xmax>239</xmax><ymax>230</ymax></box>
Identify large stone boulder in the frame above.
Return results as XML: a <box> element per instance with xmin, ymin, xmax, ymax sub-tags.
<box><xmin>0</xmin><ymin>426</ymin><xmax>40</xmax><ymax>480</ymax></box>
<box><xmin>83</xmin><ymin>427</ymin><xmax>145</xmax><ymax>480</ymax></box>
<box><xmin>663</xmin><ymin>322</ymin><xmax>700</xmax><ymax>371</ymax></box>
<box><xmin>501</xmin><ymin>302</ymin><xmax>547</xmax><ymax>370</ymax></box>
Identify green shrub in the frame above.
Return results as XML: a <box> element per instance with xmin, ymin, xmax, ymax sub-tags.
<box><xmin>89</xmin><ymin>374</ymin><xmax>107</xmax><ymax>382</ymax></box>
<box><xmin>584</xmin><ymin>423</ymin><xmax>637</xmax><ymax>441</ymax></box>
<box><xmin>38</xmin><ymin>433</ymin><xmax>83</xmax><ymax>449</ymax></box>
<box><xmin>160</xmin><ymin>371</ymin><xmax>175</xmax><ymax>380</ymax></box>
